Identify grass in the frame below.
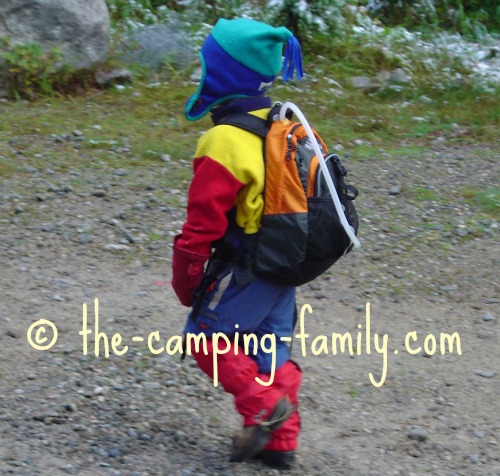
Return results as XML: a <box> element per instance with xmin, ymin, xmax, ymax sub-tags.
<box><xmin>462</xmin><ymin>186</ymin><xmax>500</xmax><ymax>218</ymax></box>
<box><xmin>148</xmin><ymin>232</ymin><xmax>163</xmax><ymax>241</ymax></box>
<box><xmin>0</xmin><ymin>159</ymin><xmax>17</xmax><ymax>176</ymax></box>
<box><xmin>0</xmin><ymin>43</ymin><xmax>498</xmax><ymax>184</ymax></box>
<box><xmin>0</xmin><ymin>79</ymin><xmax>205</xmax><ymax>193</ymax></box>
<box><xmin>347</xmin><ymin>387</ymin><xmax>358</xmax><ymax>397</ymax></box>
<box><xmin>413</xmin><ymin>187</ymin><xmax>440</xmax><ymax>202</ymax></box>
<box><xmin>283</xmin><ymin>84</ymin><xmax>499</xmax><ymax>156</ymax></box>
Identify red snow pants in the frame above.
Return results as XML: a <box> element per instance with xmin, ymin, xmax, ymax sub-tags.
<box><xmin>192</xmin><ymin>340</ymin><xmax>301</xmax><ymax>451</ymax></box>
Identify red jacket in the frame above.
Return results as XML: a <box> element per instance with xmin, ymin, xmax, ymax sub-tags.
<box><xmin>178</xmin><ymin>103</ymin><xmax>271</xmax><ymax>255</ymax></box>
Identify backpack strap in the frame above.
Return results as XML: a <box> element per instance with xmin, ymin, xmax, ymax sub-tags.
<box><xmin>214</xmin><ymin>102</ymin><xmax>291</xmax><ymax>137</ymax></box>
<box><xmin>215</xmin><ymin>112</ymin><xmax>269</xmax><ymax>137</ymax></box>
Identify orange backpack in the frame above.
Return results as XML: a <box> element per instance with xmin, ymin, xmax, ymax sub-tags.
<box><xmin>217</xmin><ymin>102</ymin><xmax>360</xmax><ymax>286</ymax></box>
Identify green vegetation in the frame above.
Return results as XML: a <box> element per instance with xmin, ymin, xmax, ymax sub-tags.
<box><xmin>0</xmin><ymin>39</ymin><xmax>62</xmax><ymax>99</ymax></box>
<box><xmin>0</xmin><ymin>38</ymin><xmax>95</xmax><ymax>100</ymax></box>
<box><xmin>413</xmin><ymin>187</ymin><xmax>439</xmax><ymax>202</ymax></box>
<box><xmin>347</xmin><ymin>387</ymin><xmax>358</xmax><ymax>397</ymax></box>
<box><xmin>0</xmin><ymin>68</ymin><xmax>498</xmax><ymax>181</ymax></box>
<box><xmin>362</xmin><ymin>0</ymin><xmax>500</xmax><ymax>38</ymax></box>
<box><xmin>1</xmin><ymin>1</ymin><xmax>499</xmax><ymax>99</ymax></box>
<box><xmin>462</xmin><ymin>187</ymin><xmax>500</xmax><ymax>217</ymax></box>
<box><xmin>0</xmin><ymin>1</ymin><xmax>498</xmax><ymax>184</ymax></box>
<box><xmin>106</xmin><ymin>1</ymin><xmax>500</xmax><ymax>41</ymax></box>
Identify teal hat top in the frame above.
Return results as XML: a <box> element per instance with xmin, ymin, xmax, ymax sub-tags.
<box><xmin>212</xmin><ymin>18</ymin><xmax>293</xmax><ymax>76</ymax></box>
<box><xmin>185</xmin><ymin>18</ymin><xmax>304</xmax><ymax>121</ymax></box>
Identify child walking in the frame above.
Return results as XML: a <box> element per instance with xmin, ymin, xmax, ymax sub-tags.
<box><xmin>171</xmin><ymin>18</ymin><xmax>304</xmax><ymax>469</ymax></box>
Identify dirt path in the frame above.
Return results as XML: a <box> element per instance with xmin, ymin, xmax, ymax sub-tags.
<box><xmin>0</xmin><ymin>141</ymin><xmax>498</xmax><ymax>475</ymax></box>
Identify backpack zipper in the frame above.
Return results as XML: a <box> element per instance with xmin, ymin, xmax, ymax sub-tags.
<box><xmin>285</xmin><ymin>124</ymin><xmax>302</xmax><ymax>161</ymax></box>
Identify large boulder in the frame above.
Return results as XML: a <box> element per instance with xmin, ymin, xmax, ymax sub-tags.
<box><xmin>0</xmin><ymin>0</ymin><xmax>110</xmax><ymax>69</ymax></box>
<box><xmin>120</xmin><ymin>23</ymin><xmax>195</xmax><ymax>72</ymax></box>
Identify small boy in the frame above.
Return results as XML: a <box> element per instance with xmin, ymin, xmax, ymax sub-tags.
<box><xmin>171</xmin><ymin>18</ymin><xmax>304</xmax><ymax>469</ymax></box>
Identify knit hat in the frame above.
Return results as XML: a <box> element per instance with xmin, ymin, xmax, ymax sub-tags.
<box><xmin>185</xmin><ymin>18</ymin><xmax>304</xmax><ymax>121</ymax></box>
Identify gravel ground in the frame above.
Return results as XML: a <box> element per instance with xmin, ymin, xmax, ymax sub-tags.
<box><xmin>0</xmin><ymin>135</ymin><xmax>499</xmax><ymax>475</ymax></box>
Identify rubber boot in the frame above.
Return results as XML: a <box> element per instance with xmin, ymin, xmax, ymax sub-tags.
<box><xmin>230</xmin><ymin>395</ymin><xmax>294</xmax><ymax>462</ymax></box>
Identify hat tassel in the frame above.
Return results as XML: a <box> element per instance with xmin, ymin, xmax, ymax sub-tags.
<box><xmin>282</xmin><ymin>36</ymin><xmax>304</xmax><ymax>82</ymax></box>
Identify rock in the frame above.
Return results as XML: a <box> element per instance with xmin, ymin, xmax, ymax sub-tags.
<box><xmin>440</xmin><ymin>284</ymin><xmax>458</xmax><ymax>292</ymax></box>
<box><xmin>0</xmin><ymin>0</ymin><xmax>110</xmax><ymax>70</ymax></box>
<box><xmin>77</xmin><ymin>234</ymin><xmax>93</xmax><ymax>244</ymax></box>
<box><xmin>104</xmin><ymin>243</ymin><xmax>131</xmax><ymax>251</ymax></box>
<box><xmin>481</xmin><ymin>312</ymin><xmax>495</xmax><ymax>322</ymax></box>
<box><xmin>408</xmin><ymin>426</ymin><xmax>428</xmax><ymax>442</ymax></box>
<box><xmin>120</xmin><ymin>23</ymin><xmax>195</xmax><ymax>72</ymax></box>
<box><xmin>142</xmin><ymin>381</ymin><xmax>161</xmax><ymax>391</ymax></box>
<box><xmin>390</xmin><ymin>68</ymin><xmax>412</xmax><ymax>84</ymax></box>
<box><xmin>477</xmin><ymin>330</ymin><xmax>493</xmax><ymax>340</ymax></box>
<box><xmin>108</xmin><ymin>448</ymin><xmax>121</xmax><ymax>458</ymax></box>
<box><xmin>389</xmin><ymin>185</ymin><xmax>402</xmax><ymax>196</ymax></box>
<box><xmin>48</xmin><ymin>184</ymin><xmax>61</xmax><ymax>193</ymax></box>
<box><xmin>95</xmin><ymin>69</ymin><xmax>133</xmax><ymax>88</ymax></box>
<box><xmin>111</xmin><ymin>219</ymin><xmax>136</xmax><ymax>243</ymax></box>
<box><xmin>419</xmin><ymin>95</ymin><xmax>433</xmax><ymax>104</ymax></box>
<box><xmin>475</xmin><ymin>370</ymin><xmax>496</xmax><ymax>379</ymax></box>
<box><xmin>349</xmin><ymin>76</ymin><xmax>372</xmax><ymax>91</ymax></box>
<box><xmin>42</xmin><ymin>224</ymin><xmax>55</xmax><ymax>232</ymax></box>
<box><xmin>91</xmin><ymin>445</ymin><xmax>107</xmax><ymax>457</ymax></box>
<box><xmin>190</xmin><ymin>67</ymin><xmax>202</xmax><ymax>83</ymax></box>
<box><xmin>375</xmin><ymin>71</ymin><xmax>391</xmax><ymax>82</ymax></box>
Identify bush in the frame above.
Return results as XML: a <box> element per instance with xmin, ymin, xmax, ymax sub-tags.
<box><xmin>0</xmin><ymin>39</ymin><xmax>63</xmax><ymax>99</ymax></box>
<box><xmin>0</xmin><ymin>37</ymin><xmax>94</xmax><ymax>99</ymax></box>
<box><xmin>267</xmin><ymin>0</ymin><xmax>347</xmax><ymax>46</ymax></box>
<box><xmin>106</xmin><ymin>0</ymin><xmax>159</xmax><ymax>29</ymax></box>
<box><xmin>363</xmin><ymin>0</ymin><xmax>500</xmax><ymax>39</ymax></box>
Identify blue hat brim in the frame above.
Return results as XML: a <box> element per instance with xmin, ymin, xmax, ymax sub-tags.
<box><xmin>185</xmin><ymin>53</ymin><xmax>249</xmax><ymax>121</ymax></box>
<box><xmin>185</xmin><ymin>35</ymin><xmax>276</xmax><ymax>121</ymax></box>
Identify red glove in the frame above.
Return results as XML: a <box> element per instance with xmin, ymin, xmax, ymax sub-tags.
<box><xmin>171</xmin><ymin>235</ymin><xmax>211</xmax><ymax>307</ymax></box>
